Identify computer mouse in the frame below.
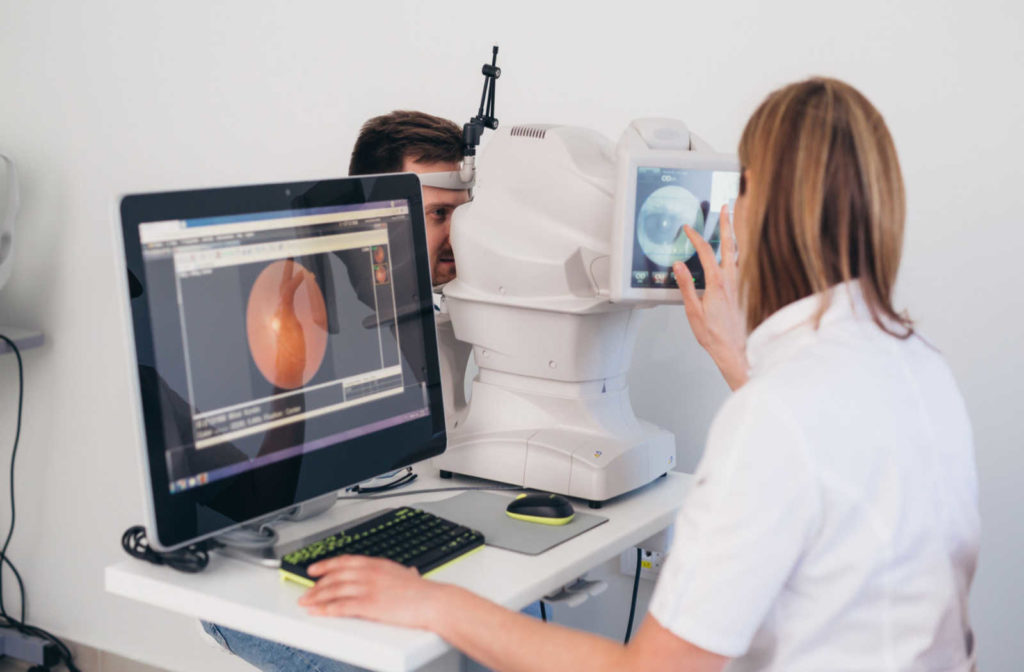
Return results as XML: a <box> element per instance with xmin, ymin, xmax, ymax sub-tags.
<box><xmin>505</xmin><ymin>493</ymin><xmax>575</xmax><ymax>526</ymax></box>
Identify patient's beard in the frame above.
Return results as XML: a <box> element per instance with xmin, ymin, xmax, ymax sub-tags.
<box><xmin>433</xmin><ymin>245</ymin><xmax>456</xmax><ymax>285</ymax></box>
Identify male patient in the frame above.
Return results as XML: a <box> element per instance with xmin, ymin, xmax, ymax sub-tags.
<box><xmin>201</xmin><ymin>111</ymin><xmax>523</xmax><ymax>672</ymax></box>
<box><xmin>350</xmin><ymin>110</ymin><xmax>469</xmax><ymax>287</ymax></box>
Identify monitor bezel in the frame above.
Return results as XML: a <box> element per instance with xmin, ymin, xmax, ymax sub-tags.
<box><xmin>118</xmin><ymin>174</ymin><xmax>446</xmax><ymax>550</ymax></box>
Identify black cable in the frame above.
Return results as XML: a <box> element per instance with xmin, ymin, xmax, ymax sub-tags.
<box><xmin>4</xmin><ymin>621</ymin><xmax>74</xmax><ymax>667</ymax></box>
<box><xmin>0</xmin><ymin>333</ymin><xmax>81</xmax><ymax>671</ymax></box>
<box><xmin>336</xmin><ymin>483</ymin><xmax>528</xmax><ymax>501</ymax></box>
<box><xmin>348</xmin><ymin>468</ymin><xmax>418</xmax><ymax>494</ymax></box>
<box><xmin>539</xmin><ymin>601</ymin><xmax>547</xmax><ymax>622</ymax></box>
<box><xmin>624</xmin><ymin>548</ymin><xmax>642</xmax><ymax>644</ymax></box>
<box><xmin>0</xmin><ymin>333</ymin><xmax>24</xmax><ymax>623</ymax></box>
<box><xmin>121</xmin><ymin>526</ymin><xmax>210</xmax><ymax>573</ymax></box>
<box><xmin>122</xmin><ymin>479</ymin><xmax>524</xmax><ymax>570</ymax></box>
<box><xmin>2</xmin><ymin>555</ymin><xmax>25</xmax><ymax>622</ymax></box>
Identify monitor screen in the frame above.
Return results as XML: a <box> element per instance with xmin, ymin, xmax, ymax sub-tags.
<box><xmin>120</xmin><ymin>176</ymin><xmax>446</xmax><ymax>549</ymax></box>
<box><xmin>629</xmin><ymin>167</ymin><xmax>740</xmax><ymax>290</ymax></box>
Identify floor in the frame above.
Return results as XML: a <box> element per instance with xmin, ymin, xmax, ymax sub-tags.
<box><xmin>0</xmin><ymin>638</ymin><xmax>173</xmax><ymax>672</ymax></box>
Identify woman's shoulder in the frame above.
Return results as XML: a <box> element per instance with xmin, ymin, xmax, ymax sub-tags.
<box><xmin>699</xmin><ymin>383</ymin><xmax>820</xmax><ymax>509</ymax></box>
<box><xmin>707</xmin><ymin>381</ymin><xmax>811</xmax><ymax>458</ymax></box>
<box><xmin>750</xmin><ymin>320</ymin><xmax>955</xmax><ymax>407</ymax></box>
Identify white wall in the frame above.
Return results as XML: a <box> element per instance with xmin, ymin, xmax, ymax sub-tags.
<box><xmin>0</xmin><ymin>0</ymin><xmax>1021</xmax><ymax>669</ymax></box>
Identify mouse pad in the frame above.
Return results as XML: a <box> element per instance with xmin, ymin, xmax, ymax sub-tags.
<box><xmin>414</xmin><ymin>491</ymin><xmax>608</xmax><ymax>556</ymax></box>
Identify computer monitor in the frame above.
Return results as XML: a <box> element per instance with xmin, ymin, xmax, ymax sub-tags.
<box><xmin>117</xmin><ymin>175</ymin><xmax>446</xmax><ymax>551</ymax></box>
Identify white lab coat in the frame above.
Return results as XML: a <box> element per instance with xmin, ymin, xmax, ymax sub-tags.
<box><xmin>649</xmin><ymin>282</ymin><xmax>979</xmax><ymax>672</ymax></box>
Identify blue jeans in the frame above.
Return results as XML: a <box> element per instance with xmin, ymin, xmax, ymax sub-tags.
<box><xmin>203</xmin><ymin>621</ymin><xmax>362</xmax><ymax>672</ymax></box>
<box><xmin>202</xmin><ymin>602</ymin><xmax>543</xmax><ymax>671</ymax></box>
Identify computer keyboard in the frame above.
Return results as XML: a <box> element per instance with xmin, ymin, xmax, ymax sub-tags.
<box><xmin>279</xmin><ymin>507</ymin><xmax>485</xmax><ymax>587</ymax></box>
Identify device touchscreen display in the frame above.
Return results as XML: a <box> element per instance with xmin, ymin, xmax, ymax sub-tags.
<box><xmin>630</xmin><ymin>167</ymin><xmax>740</xmax><ymax>290</ymax></box>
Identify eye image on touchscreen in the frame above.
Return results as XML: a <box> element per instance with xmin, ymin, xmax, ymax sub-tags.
<box><xmin>630</xmin><ymin>167</ymin><xmax>740</xmax><ymax>289</ymax></box>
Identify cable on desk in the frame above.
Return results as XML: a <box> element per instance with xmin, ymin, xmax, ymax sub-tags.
<box><xmin>624</xmin><ymin>548</ymin><xmax>642</xmax><ymax>644</ymax></box>
<box><xmin>337</xmin><ymin>483</ymin><xmax>527</xmax><ymax>501</ymax></box>
<box><xmin>0</xmin><ymin>333</ymin><xmax>81</xmax><ymax>671</ymax></box>
<box><xmin>121</xmin><ymin>526</ymin><xmax>210</xmax><ymax>573</ymax></box>
<box><xmin>347</xmin><ymin>467</ymin><xmax>418</xmax><ymax>494</ymax></box>
<box><xmin>120</xmin><ymin>477</ymin><xmax>525</xmax><ymax>570</ymax></box>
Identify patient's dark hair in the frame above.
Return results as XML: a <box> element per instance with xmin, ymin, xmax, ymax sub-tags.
<box><xmin>349</xmin><ymin>111</ymin><xmax>463</xmax><ymax>175</ymax></box>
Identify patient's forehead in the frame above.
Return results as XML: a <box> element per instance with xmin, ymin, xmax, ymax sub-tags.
<box><xmin>423</xmin><ymin>189</ymin><xmax>469</xmax><ymax>208</ymax></box>
<box><xmin>401</xmin><ymin>157</ymin><xmax>459</xmax><ymax>174</ymax></box>
<box><xmin>401</xmin><ymin>158</ymin><xmax>469</xmax><ymax>207</ymax></box>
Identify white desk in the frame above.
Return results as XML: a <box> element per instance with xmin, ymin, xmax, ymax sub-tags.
<box><xmin>105</xmin><ymin>469</ymin><xmax>691</xmax><ymax>672</ymax></box>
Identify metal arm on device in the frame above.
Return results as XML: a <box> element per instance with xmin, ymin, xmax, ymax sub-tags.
<box><xmin>463</xmin><ymin>45</ymin><xmax>501</xmax><ymax>157</ymax></box>
<box><xmin>457</xmin><ymin>46</ymin><xmax>501</xmax><ymax>185</ymax></box>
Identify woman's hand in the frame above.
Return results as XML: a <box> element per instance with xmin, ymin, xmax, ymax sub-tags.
<box><xmin>673</xmin><ymin>205</ymin><xmax>749</xmax><ymax>391</ymax></box>
<box><xmin>298</xmin><ymin>556</ymin><xmax>453</xmax><ymax>630</ymax></box>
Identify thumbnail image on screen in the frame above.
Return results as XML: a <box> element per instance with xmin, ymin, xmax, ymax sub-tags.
<box><xmin>630</xmin><ymin>167</ymin><xmax>740</xmax><ymax>289</ymax></box>
<box><xmin>137</xmin><ymin>201</ymin><xmax>433</xmax><ymax>495</ymax></box>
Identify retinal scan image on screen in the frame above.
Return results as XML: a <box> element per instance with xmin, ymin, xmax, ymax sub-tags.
<box><xmin>137</xmin><ymin>202</ymin><xmax>432</xmax><ymax>495</ymax></box>
<box><xmin>631</xmin><ymin>167</ymin><xmax>740</xmax><ymax>289</ymax></box>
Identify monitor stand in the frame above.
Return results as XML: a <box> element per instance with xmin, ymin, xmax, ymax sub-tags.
<box><xmin>211</xmin><ymin>492</ymin><xmax>340</xmax><ymax>568</ymax></box>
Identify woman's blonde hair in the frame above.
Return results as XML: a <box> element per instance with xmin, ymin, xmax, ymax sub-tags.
<box><xmin>737</xmin><ymin>77</ymin><xmax>912</xmax><ymax>337</ymax></box>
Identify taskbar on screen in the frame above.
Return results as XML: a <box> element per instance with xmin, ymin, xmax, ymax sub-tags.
<box><xmin>168</xmin><ymin>406</ymin><xmax>430</xmax><ymax>494</ymax></box>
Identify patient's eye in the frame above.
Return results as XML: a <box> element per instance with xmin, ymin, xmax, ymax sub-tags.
<box><xmin>427</xmin><ymin>207</ymin><xmax>451</xmax><ymax>224</ymax></box>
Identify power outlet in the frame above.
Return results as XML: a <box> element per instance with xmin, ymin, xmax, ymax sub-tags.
<box><xmin>619</xmin><ymin>547</ymin><xmax>666</xmax><ymax>580</ymax></box>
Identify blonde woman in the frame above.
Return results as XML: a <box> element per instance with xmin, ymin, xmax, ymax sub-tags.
<box><xmin>298</xmin><ymin>79</ymin><xmax>980</xmax><ymax>672</ymax></box>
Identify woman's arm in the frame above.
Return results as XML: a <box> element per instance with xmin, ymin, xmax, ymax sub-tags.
<box><xmin>674</xmin><ymin>205</ymin><xmax>749</xmax><ymax>391</ymax></box>
<box><xmin>440</xmin><ymin>587</ymin><xmax>727</xmax><ymax>672</ymax></box>
<box><xmin>299</xmin><ymin>556</ymin><xmax>727</xmax><ymax>672</ymax></box>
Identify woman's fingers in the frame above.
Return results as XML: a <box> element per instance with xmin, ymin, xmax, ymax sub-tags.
<box><xmin>300</xmin><ymin>557</ymin><xmax>380</xmax><ymax>607</ymax></box>
<box><xmin>307</xmin><ymin>601</ymin><xmax>359</xmax><ymax>618</ymax></box>
<box><xmin>683</xmin><ymin>226</ymin><xmax>720</xmax><ymax>287</ymax></box>
<box><xmin>300</xmin><ymin>562</ymin><xmax>380</xmax><ymax>610</ymax></box>
<box><xmin>300</xmin><ymin>581</ymin><xmax>369</xmax><ymax>606</ymax></box>
<box><xmin>673</xmin><ymin>261</ymin><xmax>699</xmax><ymax>306</ymax></box>
<box><xmin>674</xmin><ymin>261</ymin><xmax>710</xmax><ymax>348</ymax></box>
<box><xmin>302</xmin><ymin>568</ymin><xmax>366</xmax><ymax>593</ymax></box>
<box><xmin>676</xmin><ymin>221</ymin><xmax>750</xmax><ymax>390</ymax></box>
<box><xmin>307</xmin><ymin>554</ymin><xmax>370</xmax><ymax>577</ymax></box>
<box><xmin>298</xmin><ymin>556</ymin><xmax>445</xmax><ymax>629</ymax></box>
<box><xmin>719</xmin><ymin>205</ymin><xmax>738</xmax><ymax>283</ymax></box>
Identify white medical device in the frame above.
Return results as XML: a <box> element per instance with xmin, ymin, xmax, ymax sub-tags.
<box><xmin>432</xmin><ymin>119</ymin><xmax>740</xmax><ymax>505</ymax></box>
<box><xmin>611</xmin><ymin>119</ymin><xmax>740</xmax><ymax>304</ymax></box>
<box><xmin>0</xmin><ymin>154</ymin><xmax>19</xmax><ymax>292</ymax></box>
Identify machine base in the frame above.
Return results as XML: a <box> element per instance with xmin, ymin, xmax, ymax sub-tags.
<box><xmin>434</xmin><ymin>422</ymin><xmax>676</xmax><ymax>503</ymax></box>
